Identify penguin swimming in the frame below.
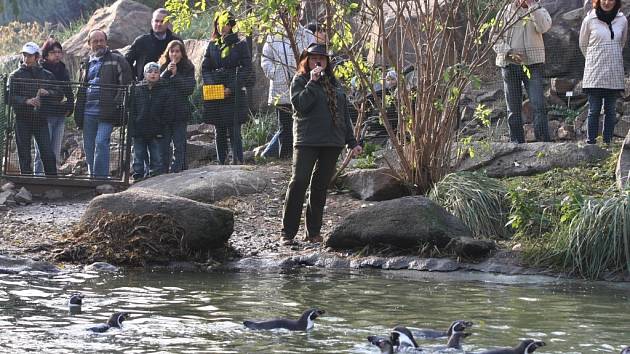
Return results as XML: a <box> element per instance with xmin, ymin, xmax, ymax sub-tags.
<box><xmin>391</xmin><ymin>326</ymin><xmax>421</xmax><ymax>349</ymax></box>
<box><xmin>243</xmin><ymin>308</ymin><xmax>325</xmax><ymax>331</ymax></box>
<box><xmin>367</xmin><ymin>335</ymin><xmax>395</xmax><ymax>354</ymax></box>
<box><xmin>87</xmin><ymin>312</ymin><xmax>130</xmax><ymax>333</ymax></box>
<box><xmin>477</xmin><ymin>339</ymin><xmax>546</xmax><ymax>354</ymax></box>
<box><xmin>411</xmin><ymin>319</ymin><xmax>474</xmax><ymax>339</ymax></box>
<box><xmin>443</xmin><ymin>320</ymin><xmax>473</xmax><ymax>350</ymax></box>
<box><xmin>621</xmin><ymin>347</ymin><xmax>630</xmax><ymax>354</ymax></box>
<box><xmin>68</xmin><ymin>293</ymin><xmax>84</xmax><ymax>306</ymax></box>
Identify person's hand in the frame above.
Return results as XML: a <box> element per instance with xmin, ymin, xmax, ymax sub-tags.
<box><xmin>349</xmin><ymin>145</ymin><xmax>363</xmax><ymax>158</ymax></box>
<box><xmin>310</xmin><ymin>66</ymin><xmax>323</xmax><ymax>82</ymax></box>
<box><xmin>168</xmin><ymin>61</ymin><xmax>177</xmax><ymax>76</ymax></box>
<box><xmin>37</xmin><ymin>88</ymin><xmax>49</xmax><ymax>96</ymax></box>
<box><xmin>26</xmin><ymin>97</ymin><xmax>40</xmax><ymax>108</ymax></box>
<box><xmin>507</xmin><ymin>49</ymin><xmax>524</xmax><ymax>64</ymax></box>
<box><xmin>224</xmin><ymin>87</ymin><xmax>231</xmax><ymax>97</ymax></box>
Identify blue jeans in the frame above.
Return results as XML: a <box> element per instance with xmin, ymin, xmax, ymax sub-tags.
<box><xmin>261</xmin><ymin>130</ymin><xmax>280</xmax><ymax>158</ymax></box>
<box><xmin>83</xmin><ymin>114</ymin><xmax>113</xmax><ymax>178</ymax></box>
<box><xmin>34</xmin><ymin>116</ymin><xmax>65</xmax><ymax>175</ymax></box>
<box><xmin>132</xmin><ymin>137</ymin><xmax>163</xmax><ymax>179</ymax></box>
<box><xmin>501</xmin><ymin>64</ymin><xmax>550</xmax><ymax>143</ymax></box>
<box><xmin>161</xmin><ymin>121</ymin><xmax>187</xmax><ymax>173</ymax></box>
<box><xmin>586</xmin><ymin>89</ymin><xmax>618</xmax><ymax>144</ymax></box>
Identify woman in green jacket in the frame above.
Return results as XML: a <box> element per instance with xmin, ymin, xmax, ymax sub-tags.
<box><xmin>280</xmin><ymin>43</ymin><xmax>363</xmax><ymax>246</ymax></box>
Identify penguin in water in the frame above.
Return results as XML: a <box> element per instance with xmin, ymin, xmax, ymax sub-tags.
<box><xmin>412</xmin><ymin>319</ymin><xmax>474</xmax><ymax>339</ymax></box>
<box><xmin>392</xmin><ymin>321</ymin><xmax>472</xmax><ymax>351</ymax></box>
<box><xmin>87</xmin><ymin>312</ymin><xmax>130</xmax><ymax>333</ymax></box>
<box><xmin>391</xmin><ymin>326</ymin><xmax>421</xmax><ymax>349</ymax></box>
<box><xmin>621</xmin><ymin>347</ymin><xmax>630</xmax><ymax>354</ymax></box>
<box><xmin>368</xmin><ymin>335</ymin><xmax>395</xmax><ymax>354</ymax></box>
<box><xmin>68</xmin><ymin>293</ymin><xmax>84</xmax><ymax>315</ymax></box>
<box><xmin>243</xmin><ymin>308</ymin><xmax>325</xmax><ymax>331</ymax></box>
<box><xmin>477</xmin><ymin>339</ymin><xmax>546</xmax><ymax>354</ymax></box>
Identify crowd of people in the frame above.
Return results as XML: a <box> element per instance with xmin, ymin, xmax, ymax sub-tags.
<box><xmin>493</xmin><ymin>0</ymin><xmax>626</xmax><ymax>144</ymax></box>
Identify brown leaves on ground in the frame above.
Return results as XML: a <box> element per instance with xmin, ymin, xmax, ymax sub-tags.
<box><xmin>53</xmin><ymin>213</ymin><xmax>189</xmax><ymax>267</ymax></box>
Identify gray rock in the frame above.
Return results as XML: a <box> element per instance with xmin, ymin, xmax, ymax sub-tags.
<box><xmin>326</xmin><ymin>196</ymin><xmax>472</xmax><ymax>253</ymax></box>
<box><xmin>456</xmin><ymin>142</ymin><xmax>610</xmax><ymax>178</ymax></box>
<box><xmin>343</xmin><ymin>168</ymin><xmax>408</xmax><ymax>201</ymax></box>
<box><xmin>0</xmin><ymin>255</ymin><xmax>60</xmax><ymax>274</ymax></box>
<box><xmin>14</xmin><ymin>187</ymin><xmax>33</xmax><ymax>205</ymax></box>
<box><xmin>130</xmin><ymin>165</ymin><xmax>271</xmax><ymax>203</ymax></box>
<box><xmin>446</xmin><ymin>237</ymin><xmax>496</xmax><ymax>259</ymax></box>
<box><xmin>1</xmin><ymin>182</ymin><xmax>15</xmax><ymax>192</ymax></box>
<box><xmin>84</xmin><ymin>262</ymin><xmax>119</xmax><ymax>273</ymax></box>
<box><xmin>476</xmin><ymin>89</ymin><xmax>503</xmax><ymax>104</ymax></box>
<box><xmin>95</xmin><ymin>184</ymin><xmax>116</xmax><ymax>195</ymax></box>
<box><xmin>186</xmin><ymin>140</ymin><xmax>216</xmax><ymax>164</ymax></box>
<box><xmin>408</xmin><ymin>258</ymin><xmax>461</xmax><ymax>272</ymax></box>
<box><xmin>0</xmin><ymin>190</ymin><xmax>13</xmax><ymax>205</ymax></box>
<box><xmin>43</xmin><ymin>189</ymin><xmax>64</xmax><ymax>200</ymax></box>
<box><xmin>616</xmin><ymin>131</ymin><xmax>630</xmax><ymax>189</ymax></box>
<box><xmin>80</xmin><ymin>188</ymin><xmax>234</xmax><ymax>251</ymax></box>
<box><xmin>382</xmin><ymin>256</ymin><xmax>417</xmax><ymax>270</ymax></box>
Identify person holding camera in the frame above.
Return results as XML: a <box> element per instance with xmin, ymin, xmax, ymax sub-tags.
<box><xmin>202</xmin><ymin>11</ymin><xmax>254</xmax><ymax>165</ymax></box>
<box><xmin>580</xmin><ymin>0</ymin><xmax>627</xmax><ymax>145</ymax></box>
<box><xmin>493</xmin><ymin>0</ymin><xmax>552</xmax><ymax>143</ymax></box>
<box><xmin>279</xmin><ymin>43</ymin><xmax>362</xmax><ymax>246</ymax></box>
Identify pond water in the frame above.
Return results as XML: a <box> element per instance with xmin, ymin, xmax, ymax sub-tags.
<box><xmin>0</xmin><ymin>268</ymin><xmax>628</xmax><ymax>353</ymax></box>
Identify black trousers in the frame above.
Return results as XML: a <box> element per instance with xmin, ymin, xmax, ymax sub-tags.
<box><xmin>15</xmin><ymin>118</ymin><xmax>57</xmax><ymax>175</ymax></box>
<box><xmin>276</xmin><ymin>104</ymin><xmax>293</xmax><ymax>158</ymax></box>
<box><xmin>282</xmin><ymin>146</ymin><xmax>342</xmax><ymax>239</ymax></box>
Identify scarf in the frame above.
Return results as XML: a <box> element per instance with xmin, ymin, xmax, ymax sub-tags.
<box><xmin>596</xmin><ymin>7</ymin><xmax>618</xmax><ymax>40</ymax></box>
<box><xmin>214</xmin><ymin>32</ymin><xmax>239</xmax><ymax>59</ymax></box>
<box><xmin>320</xmin><ymin>75</ymin><xmax>338</xmax><ymax>126</ymax></box>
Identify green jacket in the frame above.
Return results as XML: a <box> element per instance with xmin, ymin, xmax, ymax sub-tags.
<box><xmin>290</xmin><ymin>74</ymin><xmax>358</xmax><ymax>148</ymax></box>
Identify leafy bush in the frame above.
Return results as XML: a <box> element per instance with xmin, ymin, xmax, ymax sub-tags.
<box><xmin>429</xmin><ymin>171</ymin><xmax>509</xmax><ymax>239</ymax></box>
<box><xmin>241</xmin><ymin>110</ymin><xmax>277</xmax><ymax>150</ymax></box>
<box><xmin>353</xmin><ymin>142</ymin><xmax>380</xmax><ymax>169</ymax></box>
<box><xmin>547</xmin><ymin>105</ymin><xmax>580</xmax><ymax>124</ymax></box>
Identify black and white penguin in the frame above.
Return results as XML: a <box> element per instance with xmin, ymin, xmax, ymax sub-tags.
<box><xmin>87</xmin><ymin>312</ymin><xmax>130</xmax><ymax>333</ymax></box>
<box><xmin>68</xmin><ymin>293</ymin><xmax>84</xmax><ymax>307</ymax></box>
<box><xmin>391</xmin><ymin>326</ymin><xmax>421</xmax><ymax>349</ymax></box>
<box><xmin>367</xmin><ymin>335</ymin><xmax>395</xmax><ymax>354</ymax></box>
<box><xmin>243</xmin><ymin>308</ymin><xmax>325</xmax><ymax>331</ymax></box>
<box><xmin>412</xmin><ymin>319</ymin><xmax>474</xmax><ymax>339</ymax></box>
<box><xmin>621</xmin><ymin>347</ymin><xmax>630</xmax><ymax>354</ymax></box>
<box><xmin>477</xmin><ymin>339</ymin><xmax>546</xmax><ymax>354</ymax></box>
<box><xmin>444</xmin><ymin>320</ymin><xmax>473</xmax><ymax>349</ymax></box>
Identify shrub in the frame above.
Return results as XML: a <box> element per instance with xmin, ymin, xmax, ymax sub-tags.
<box><xmin>429</xmin><ymin>171</ymin><xmax>509</xmax><ymax>239</ymax></box>
<box><xmin>241</xmin><ymin>110</ymin><xmax>277</xmax><ymax>150</ymax></box>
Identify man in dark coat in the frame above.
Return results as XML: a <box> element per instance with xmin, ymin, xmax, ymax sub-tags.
<box><xmin>74</xmin><ymin>29</ymin><xmax>132</xmax><ymax>178</ymax></box>
<box><xmin>126</xmin><ymin>8</ymin><xmax>182</xmax><ymax>81</ymax></box>
<box><xmin>8</xmin><ymin>42</ymin><xmax>59</xmax><ymax>175</ymax></box>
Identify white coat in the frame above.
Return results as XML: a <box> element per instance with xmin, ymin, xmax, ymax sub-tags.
<box><xmin>579</xmin><ymin>10</ymin><xmax>628</xmax><ymax>90</ymax></box>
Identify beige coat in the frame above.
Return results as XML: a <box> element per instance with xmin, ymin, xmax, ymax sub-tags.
<box><xmin>493</xmin><ymin>3</ymin><xmax>552</xmax><ymax>67</ymax></box>
<box><xmin>579</xmin><ymin>10</ymin><xmax>628</xmax><ymax>90</ymax></box>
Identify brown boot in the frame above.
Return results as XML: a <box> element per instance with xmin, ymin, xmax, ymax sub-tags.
<box><xmin>305</xmin><ymin>233</ymin><xmax>323</xmax><ymax>243</ymax></box>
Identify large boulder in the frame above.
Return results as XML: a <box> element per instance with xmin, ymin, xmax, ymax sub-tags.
<box><xmin>342</xmin><ymin>167</ymin><xmax>408</xmax><ymax>201</ymax></box>
<box><xmin>0</xmin><ymin>255</ymin><xmax>59</xmax><ymax>274</ymax></box>
<box><xmin>80</xmin><ymin>188</ymin><xmax>233</xmax><ymax>251</ymax></box>
<box><xmin>129</xmin><ymin>165</ymin><xmax>271</xmax><ymax>203</ymax></box>
<box><xmin>63</xmin><ymin>0</ymin><xmax>152</xmax><ymax>59</ymax></box>
<box><xmin>456</xmin><ymin>142</ymin><xmax>610</xmax><ymax>178</ymax></box>
<box><xmin>326</xmin><ymin>196</ymin><xmax>473</xmax><ymax>251</ymax></box>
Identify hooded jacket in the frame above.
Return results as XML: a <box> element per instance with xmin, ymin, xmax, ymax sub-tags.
<box><xmin>8</xmin><ymin>64</ymin><xmax>61</xmax><ymax>126</ymax></box>
<box><xmin>290</xmin><ymin>74</ymin><xmax>358</xmax><ymax>148</ymax></box>
<box><xmin>493</xmin><ymin>2</ymin><xmax>552</xmax><ymax>67</ymax></box>
<box><xmin>261</xmin><ymin>26</ymin><xmax>314</xmax><ymax>105</ymax></box>
<box><xmin>129</xmin><ymin>79</ymin><xmax>173</xmax><ymax>139</ymax></box>
<box><xmin>580</xmin><ymin>9</ymin><xmax>628</xmax><ymax>90</ymax></box>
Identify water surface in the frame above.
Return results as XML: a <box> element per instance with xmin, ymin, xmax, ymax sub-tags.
<box><xmin>0</xmin><ymin>269</ymin><xmax>628</xmax><ymax>353</ymax></box>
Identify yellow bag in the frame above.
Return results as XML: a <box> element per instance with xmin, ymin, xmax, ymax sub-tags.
<box><xmin>203</xmin><ymin>84</ymin><xmax>225</xmax><ymax>100</ymax></box>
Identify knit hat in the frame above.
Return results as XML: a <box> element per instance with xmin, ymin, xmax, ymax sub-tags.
<box><xmin>144</xmin><ymin>62</ymin><xmax>160</xmax><ymax>73</ymax></box>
